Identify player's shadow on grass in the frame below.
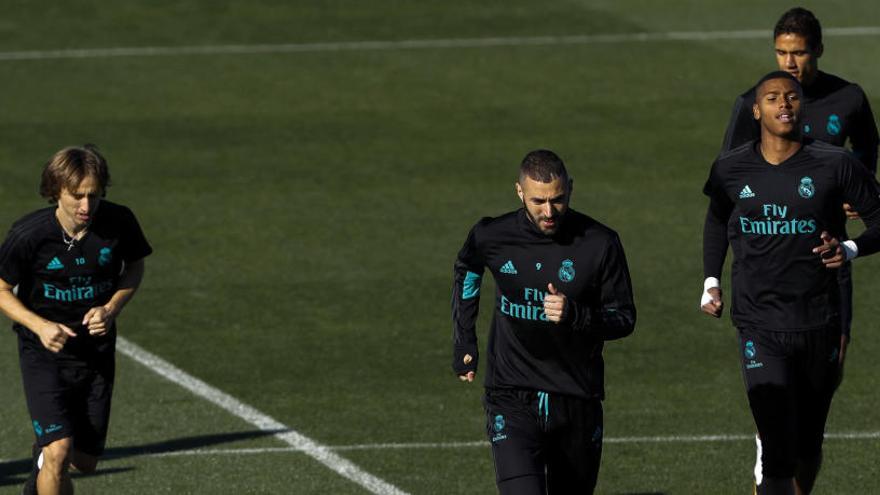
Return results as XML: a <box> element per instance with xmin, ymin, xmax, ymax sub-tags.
<box><xmin>0</xmin><ymin>428</ymin><xmax>285</xmax><ymax>487</ymax></box>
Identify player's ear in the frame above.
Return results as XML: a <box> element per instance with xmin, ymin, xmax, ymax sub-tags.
<box><xmin>567</xmin><ymin>178</ymin><xmax>573</xmax><ymax>196</ymax></box>
<box><xmin>752</xmin><ymin>103</ymin><xmax>761</xmax><ymax>121</ymax></box>
<box><xmin>516</xmin><ymin>182</ymin><xmax>524</xmax><ymax>202</ymax></box>
<box><xmin>814</xmin><ymin>42</ymin><xmax>824</xmax><ymax>59</ymax></box>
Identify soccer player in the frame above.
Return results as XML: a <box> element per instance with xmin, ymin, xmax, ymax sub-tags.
<box><xmin>0</xmin><ymin>145</ymin><xmax>152</xmax><ymax>495</ymax></box>
<box><xmin>701</xmin><ymin>72</ymin><xmax>880</xmax><ymax>494</ymax></box>
<box><xmin>721</xmin><ymin>8</ymin><xmax>878</xmax><ymax>172</ymax></box>
<box><xmin>451</xmin><ymin>150</ymin><xmax>636</xmax><ymax>494</ymax></box>
<box><xmin>721</xmin><ymin>7</ymin><xmax>878</xmax><ymax>381</ymax></box>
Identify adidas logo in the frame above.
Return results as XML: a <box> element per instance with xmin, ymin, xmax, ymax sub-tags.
<box><xmin>501</xmin><ymin>260</ymin><xmax>516</xmax><ymax>275</ymax></box>
<box><xmin>500</xmin><ymin>260</ymin><xmax>518</xmax><ymax>275</ymax></box>
<box><xmin>739</xmin><ymin>185</ymin><xmax>756</xmax><ymax>199</ymax></box>
<box><xmin>46</xmin><ymin>257</ymin><xmax>64</xmax><ymax>270</ymax></box>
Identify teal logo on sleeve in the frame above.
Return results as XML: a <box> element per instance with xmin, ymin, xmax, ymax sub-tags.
<box><xmin>33</xmin><ymin>420</ymin><xmax>43</xmax><ymax>437</ymax></box>
<box><xmin>804</xmin><ymin>124</ymin><xmax>811</xmax><ymax>134</ymax></box>
<box><xmin>798</xmin><ymin>177</ymin><xmax>815</xmax><ymax>199</ymax></box>
<box><xmin>826</xmin><ymin>114</ymin><xmax>841</xmax><ymax>136</ymax></box>
<box><xmin>462</xmin><ymin>271</ymin><xmax>482</xmax><ymax>299</ymax></box>
<box><xmin>558</xmin><ymin>259</ymin><xmax>575</xmax><ymax>282</ymax></box>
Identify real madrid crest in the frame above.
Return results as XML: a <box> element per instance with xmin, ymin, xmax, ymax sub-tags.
<box><xmin>826</xmin><ymin>114</ymin><xmax>841</xmax><ymax>136</ymax></box>
<box><xmin>798</xmin><ymin>176</ymin><xmax>814</xmax><ymax>199</ymax></box>
<box><xmin>558</xmin><ymin>259</ymin><xmax>575</xmax><ymax>283</ymax></box>
<box><xmin>494</xmin><ymin>415</ymin><xmax>505</xmax><ymax>432</ymax></box>
<box><xmin>744</xmin><ymin>340</ymin><xmax>756</xmax><ymax>359</ymax></box>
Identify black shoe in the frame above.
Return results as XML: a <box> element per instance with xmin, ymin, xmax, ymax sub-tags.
<box><xmin>21</xmin><ymin>443</ymin><xmax>39</xmax><ymax>495</ymax></box>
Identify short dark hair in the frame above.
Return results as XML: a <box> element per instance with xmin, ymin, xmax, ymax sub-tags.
<box><xmin>518</xmin><ymin>149</ymin><xmax>569</xmax><ymax>184</ymax></box>
<box><xmin>40</xmin><ymin>144</ymin><xmax>111</xmax><ymax>202</ymax></box>
<box><xmin>774</xmin><ymin>7</ymin><xmax>822</xmax><ymax>51</ymax></box>
<box><xmin>755</xmin><ymin>70</ymin><xmax>802</xmax><ymax>96</ymax></box>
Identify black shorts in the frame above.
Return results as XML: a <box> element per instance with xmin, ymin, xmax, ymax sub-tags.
<box><xmin>738</xmin><ymin>326</ymin><xmax>841</xmax><ymax>478</ymax></box>
<box><xmin>483</xmin><ymin>388</ymin><xmax>603</xmax><ymax>494</ymax></box>
<box><xmin>18</xmin><ymin>337</ymin><xmax>116</xmax><ymax>456</ymax></box>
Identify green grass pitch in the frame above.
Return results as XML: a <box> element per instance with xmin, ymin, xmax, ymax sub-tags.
<box><xmin>1</xmin><ymin>1</ymin><xmax>879</xmax><ymax>493</ymax></box>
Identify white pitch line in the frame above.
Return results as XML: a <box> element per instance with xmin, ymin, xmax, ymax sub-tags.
<box><xmin>0</xmin><ymin>26</ymin><xmax>878</xmax><ymax>62</ymax></box>
<box><xmin>4</xmin><ymin>431</ymin><xmax>880</xmax><ymax>465</ymax></box>
<box><xmin>104</xmin><ymin>430</ymin><xmax>880</xmax><ymax>461</ymax></box>
<box><xmin>115</xmin><ymin>337</ymin><xmax>408</xmax><ymax>495</ymax></box>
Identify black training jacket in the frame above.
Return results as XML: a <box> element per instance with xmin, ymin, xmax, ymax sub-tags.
<box><xmin>703</xmin><ymin>140</ymin><xmax>880</xmax><ymax>332</ymax></box>
<box><xmin>451</xmin><ymin>208</ymin><xmax>635</xmax><ymax>399</ymax></box>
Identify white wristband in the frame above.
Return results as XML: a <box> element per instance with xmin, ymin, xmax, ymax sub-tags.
<box><xmin>703</xmin><ymin>277</ymin><xmax>720</xmax><ymax>291</ymax></box>
<box><xmin>842</xmin><ymin>240</ymin><xmax>858</xmax><ymax>261</ymax></box>
<box><xmin>700</xmin><ymin>277</ymin><xmax>720</xmax><ymax>308</ymax></box>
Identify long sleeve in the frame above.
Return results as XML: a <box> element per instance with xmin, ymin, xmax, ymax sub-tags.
<box><xmin>721</xmin><ymin>93</ymin><xmax>759</xmax><ymax>153</ymax></box>
<box><xmin>841</xmin><ymin>157</ymin><xmax>880</xmax><ymax>256</ymax></box>
<box><xmin>566</xmin><ymin>235</ymin><xmax>636</xmax><ymax>341</ymax></box>
<box><xmin>702</xmin><ymin>169</ymin><xmax>734</xmax><ymax>279</ymax></box>
<box><xmin>849</xmin><ymin>86</ymin><xmax>879</xmax><ymax>175</ymax></box>
<box><xmin>451</xmin><ymin>223</ymin><xmax>485</xmax><ymax>375</ymax></box>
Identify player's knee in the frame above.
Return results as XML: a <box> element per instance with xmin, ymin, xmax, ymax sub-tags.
<box><xmin>71</xmin><ymin>451</ymin><xmax>98</xmax><ymax>474</ymax></box>
<box><xmin>797</xmin><ymin>450</ymin><xmax>822</xmax><ymax>468</ymax></box>
<box><xmin>42</xmin><ymin>438</ymin><xmax>73</xmax><ymax>474</ymax></box>
<box><xmin>762</xmin><ymin>456</ymin><xmax>797</xmax><ymax>479</ymax></box>
<box><xmin>497</xmin><ymin>474</ymin><xmax>546</xmax><ymax>495</ymax></box>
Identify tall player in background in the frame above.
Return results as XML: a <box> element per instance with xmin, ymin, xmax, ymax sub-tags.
<box><xmin>722</xmin><ymin>8</ymin><xmax>878</xmax><ymax>172</ymax></box>
<box><xmin>702</xmin><ymin>72</ymin><xmax>880</xmax><ymax>494</ymax></box>
<box><xmin>0</xmin><ymin>146</ymin><xmax>152</xmax><ymax>495</ymax></box>
<box><xmin>452</xmin><ymin>150</ymin><xmax>635</xmax><ymax>494</ymax></box>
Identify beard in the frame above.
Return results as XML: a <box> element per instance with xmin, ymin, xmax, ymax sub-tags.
<box><xmin>523</xmin><ymin>202</ymin><xmax>561</xmax><ymax>235</ymax></box>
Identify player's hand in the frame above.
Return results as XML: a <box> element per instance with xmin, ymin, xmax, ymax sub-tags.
<box><xmin>453</xmin><ymin>344</ymin><xmax>478</xmax><ymax>382</ymax></box>
<box><xmin>36</xmin><ymin>321</ymin><xmax>76</xmax><ymax>353</ymax></box>
<box><xmin>544</xmin><ymin>283</ymin><xmax>567</xmax><ymax>323</ymax></box>
<box><xmin>700</xmin><ymin>287</ymin><xmax>723</xmax><ymax>318</ymax></box>
<box><xmin>812</xmin><ymin>231</ymin><xmax>845</xmax><ymax>269</ymax></box>
<box><xmin>842</xmin><ymin>203</ymin><xmax>860</xmax><ymax>220</ymax></box>
<box><xmin>458</xmin><ymin>354</ymin><xmax>475</xmax><ymax>382</ymax></box>
<box><xmin>83</xmin><ymin>305</ymin><xmax>116</xmax><ymax>336</ymax></box>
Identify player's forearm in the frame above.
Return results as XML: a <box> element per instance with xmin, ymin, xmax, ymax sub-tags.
<box><xmin>104</xmin><ymin>260</ymin><xmax>144</xmax><ymax>317</ymax></box>
<box><xmin>703</xmin><ymin>208</ymin><xmax>729</xmax><ymax>278</ymax></box>
<box><xmin>0</xmin><ymin>288</ymin><xmax>49</xmax><ymax>335</ymax></box>
<box><xmin>451</xmin><ymin>313</ymin><xmax>479</xmax><ymax>375</ymax></box>
<box><xmin>851</xmin><ymin>208</ymin><xmax>880</xmax><ymax>258</ymax></box>
<box><xmin>451</xmin><ymin>261</ymin><xmax>482</xmax><ymax>374</ymax></box>
<box><xmin>451</xmin><ymin>258</ymin><xmax>482</xmax><ymax>338</ymax></box>
<box><xmin>566</xmin><ymin>301</ymin><xmax>635</xmax><ymax>340</ymax></box>
<box><xmin>851</xmin><ymin>98</ymin><xmax>879</xmax><ymax>175</ymax></box>
<box><xmin>850</xmin><ymin>143</ymin><xmax>878</xmax><ymax>176</ymax></box>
